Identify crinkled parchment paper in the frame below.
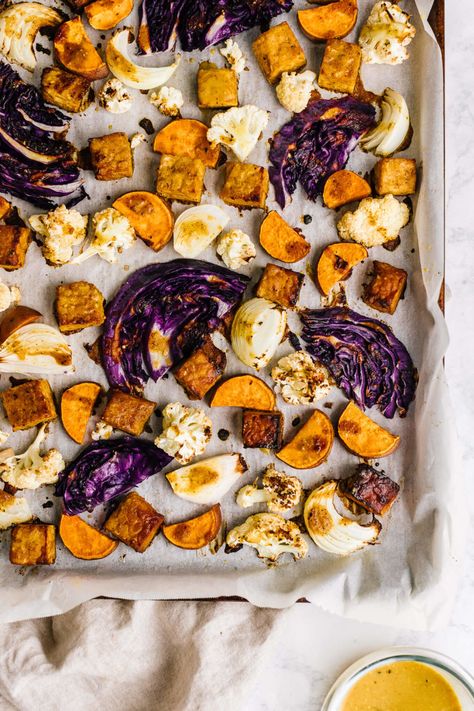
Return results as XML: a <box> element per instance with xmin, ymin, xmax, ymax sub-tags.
<box><xmin>0</xmin><ymin>0</ymin><xmax>465</xmax><ymax>629</ymax></box>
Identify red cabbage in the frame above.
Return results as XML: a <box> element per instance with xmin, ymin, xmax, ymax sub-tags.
<box><xmin>138</xmin><ymin>0</ymin><xmax>292</xmax><ymax>53</ymax></box>
<box><xmin>300</xmin><ymin>307</ymin><xmax>417</xmax><ymax>418</ymax></box>
<box><xmin>55</xmin><ymin>437</ymin><xmax>172</xmax><ymax>515</ymax></box>
<box><xmin>102</xmin><ymin>259</ymin><xmax>249</xmax><ymax>393</ymax></box>
<box><xmin>0</xmin><ymin>61</ymin><xmax>83</xmax><ymax>207</ymax></box>
<box><xmin>269</xmin><ymin>96</ymin><xmax>376</xmax><ymax>208</ymax></box>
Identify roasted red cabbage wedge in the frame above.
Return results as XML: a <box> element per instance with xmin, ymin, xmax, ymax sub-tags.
<box><xmin>300</xmin><ymin>307</ymin><xmax>417</xmax><ymax>418</ymax></box>
<box><xmin>269</xmin><ymin>95</ymin><xmax>376</xmax><ymax>209</ymax></box>
<box><xmin>102</xmin><ymin>259</ymin><xmax>249</xmax><ymax>393</ymax></box>
<box><xmin>55</xmin><ymin>437</ymin><xmax>172</xmax><ymax>515</ymax></box>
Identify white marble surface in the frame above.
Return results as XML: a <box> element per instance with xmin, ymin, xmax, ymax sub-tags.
<box><xmin>240</xmin><ymin>2</ymin><xmax>474</xmax><ymax>708</ymax></box>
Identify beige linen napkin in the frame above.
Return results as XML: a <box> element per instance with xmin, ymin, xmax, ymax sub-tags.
<box><xmin>0</xmin><ymin>600</ymin><xmax>281</xmax><ymax>711</ymax></box>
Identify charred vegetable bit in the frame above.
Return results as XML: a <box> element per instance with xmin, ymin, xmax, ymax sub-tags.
<box><xmin>339</xmin><ymin>464</ymin><xmax>400</xmax><ymax>515</ymax></box>
<box><xmin>300</xmin><ymin>307</ymin><xmax>417</xmax><ymax>418</ymax></box>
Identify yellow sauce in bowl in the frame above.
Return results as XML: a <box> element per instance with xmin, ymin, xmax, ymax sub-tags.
<box><xmin>341</xmin><ymin>660</ymin><xmax>462</xmax><ymax>711</ymax></box>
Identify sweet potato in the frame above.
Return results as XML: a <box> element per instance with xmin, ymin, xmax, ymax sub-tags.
<box><xmin>338</xmin><ymin>401</ymin><xmax>400</xmax><ymax>458</ymax></box>
<box><xmin>323</xmin><ymin>170</ymin><xmax>371</xmax><ymax>209</ymax></box>
<box><xmin>298</xmin><ymin>0</ymin><xmax>358</xmax><ymax>41</ymax></box>
<box><xmin>259</xmin><ymin>211</ymin><xmax>310</xmax><ymax>264</ymax></box>
<box><xmin>316</xmin><ymin>242</ymin><xmax>368</xmax><ymax>295</ymax></box>
<box><xmin>84</xmin><ymin>0</ymin><xmax>133</xmax><ymax>30</ymax></box>
<box><xmin>113</xmin><ymin>191</ymin><xmax>174</xmax><ymax>252</ymax></box>
<box><xmin>0</xmin><ymin>197</ymin><xmax>11</xmax><ymax>220</ymax></box>
<box><xmin>61</xmin><ymin>382</ymin><xmax>101</xmax><ymax>444</ymax></box>
<box><xmin>162</xmin><ymin>504</ymin><xmax>222</xmax><ymax>550</ymax></box>
<box><xmin>153</xmin><ymin>119</ymin><xmax>220</xmax><ymax>169</ymax></box>
<box><xmin>54</xmin><ymin>17</ymin><xmax>108</xmax><ymax>81</ymax></box>
<box><xmin>210</xmin><ymin>375</ymin><xmax>276</xmax><ymax>410</ymax></box>
<box><xmin>0</xmin><ymin>306</ymin><xmax>42</xmax><ymax>343</ymax></box>
<box><xmin>59</xmin><ymin>514</ymin><xmax>118</xmax><ymax>560</ymax></box>
<box><xmin>277</xmin><ymin>410</ymin><xmax>334</xmax><ymax>469</ymax></box>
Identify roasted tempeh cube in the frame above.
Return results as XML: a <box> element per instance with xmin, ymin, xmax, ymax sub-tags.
<box><xmin>256</xmin><ymin>264</ymin><xmax>304</xmax><ymax>309</ymax></box>
<box><xmin>0</xmin><ymin>226</ymin><xmax>31</xmax><ymax>271</ymax></box>
<box><xmin>197</xmin><ymin>62</ymin><xmax>238</xmax><ymax>109</ymax></box>
<box><xmin>363</xmin><ymin>260</ymin><xmax>407</xmax><ymax>315</ymax></box>
<box><xmin>0</xmin><ymin>197</ymin><xmax>12</xmax><ymax>220</ymax></box>
<box><xmin>373</xmin><ymin>158</ymin><xmax>417</xmax><ymax>196</ymax></box>
<box><xmin>156</xmin><ymin>155</ymin><xmax>205</xmax><ymax>204</ymax></box>
<box><xmin>102</xmin><ymin>390</ymin><xmax>156</xmax><ymax>436</ymax></box>
<box><xmin>318</xmin><ymin>39</ymin><xmax>361</xmax><ymax>94</ymax></box>
<box><xmin>41</xmin><ymin>67</ymin><xmax>94</xmax><ymax>113</ymax></box>
<box><xmin>339</xmin><ymin>464</ymin><xmax>400</xmax><ymax>515</ymax></box>
<box><xmin>173</xmin><ymin>338</ymin><xmax>226</xmax><ymax>400</ymax></box>
<box><xmin>252</xmin><ymin>22</ymin><xmax>306</xmax><ymax>85</ymax></box>
<box><xmin>104</xmin><ymin>492</ymin><xmax>164</xmax><ymax>552</ymax></box>
<box><xmin>10</xmin><ymin>524</ymin><xmax>56</xmax><ymax>565</ymax></box>
<box><xmin>55</xmin><ymin>281</ymin><xmax>105</xmax><ymax>333</ymax></box>
<box><xmin>220</xmin><ymin>162</ymin><xmax>269</xmax><ymax>209</ymax></box>
<box><xmin>89</xmin><ymin>132</ymin><xmax>133</xmax><ymax>181</ymax></box>
<box><xmin>242</xmin><ymin>409</ymin><xmax>284</xmax><ymax>449</ymax></box>
<box><xmin>1</xmin><ymin>379</ymin><xmax>57</xmax><ymax>431</ymax></box>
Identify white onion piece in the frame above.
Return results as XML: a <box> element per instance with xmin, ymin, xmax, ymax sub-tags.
<box><xmin>173</xmin><ymin>205</ymin><xmax>229</xmax><ymax>258</ymax></box>
<box><xmin>0</xmin><ymin>3</ymin><xmax>62</xmax><ymax>71</ymax></box>
<box><xmin>0</xmin><ymin>323</ymin><xmax>74</xmax><ymax>375</ymax></box>
<box><xmin>106</xmin><ymin>29</ymin><xmax>179</xmax><ymax>90</ymax></box>
<box><xmin>231</xmin><ymin>298</ymin><xmax>286</xmax><ymax>370</ymax></box>
<box><xmin>166</xmin><ymin>453</ymin><xmax>247</xmax><ymax>505</ymax></box>
<box><xmin>361</xmin><ymin>88</ymin><xmax>410</xmax><ymax>157</ymax></box>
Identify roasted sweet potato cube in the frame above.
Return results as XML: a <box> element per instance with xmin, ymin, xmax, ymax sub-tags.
<box><xmin>55</xmin><ymin>281</ymin><xmax>105</xmax><ymax>334</ymax></box>
<box><xmin>318</xmin><ymin>39</ymin><xmax>361</xmax><ymax>94</ymax></box>
<box><xmin>41</xmin><ymin>67</ymin><xmax>93</xmax><ymax>114</ymax></box>
<box><xmin>339</xmin><ymin>464</ymin><xmax>400</xmax><ymax>515</ymax></box>
<box><xmin>174</xmin><ymin>338</ymin><xmax>226</xmax><ymax>400</ymax></box>
<box><xmin>373</xmin><ymin>158</ymin><xmax>417</xmax><ymax>196</ymax></box>
<box><xmin>242</xmin><ymin>409</ymin><xmax>283</xmax><ymax>449</ymax></box>
<box><xmin>89</xmin><ymin>132</ymin><xmax>133</xmax><ymax>181</ymax></box>
<box><xmin>197</xmin><ymin>62</ymin><xmax>238</xmax><ymax>109</ymax></box>
<box><xmin>104</xmin><ymin>492</ymin><xmax>164</xmax><ymax>552</ymax></box>
<box><xmin>0</xmin><ymin>226</ymin><xmax>31</xmax><ymax>271</ymax></box>
<box><xmin>10</xmin><ymin>524</ymin><xmax>56</xmax><ymax>565</ymax></box>
<box><xmin>1</xmin><ymin>379</ymin><xmax>57</xmax><ymax>431</ymax></box>
<box><xmin>363</xmin><ymin>260</ymin><xmax>407</xmax><ymax>315</ymax></box>
<box><xmin>256</xmin><ymin>263</ymin><xmax>304</xmax><ymax>309</ymax></box>
<box><xmin>156</xmin><ymin>155</ymin><xmax>205</xmax><ymax>204</ymax></box>
<box><xmin>102</xmin><ymin>390</ymin><xmax>156</xmax><ymax>436</ymax></box>
<box><xmin>220</xmin><ymin>163</ymin><xmax>269</xmax><ymax>209</ymax></box>
<box><xmin>252</xmin><ymin>22</ymin><xmax>306</xmax><ymax>85</ymax></box>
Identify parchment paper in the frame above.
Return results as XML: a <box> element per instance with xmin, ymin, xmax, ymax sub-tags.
<box><xmin>0</xmin><ymin>0</ymin><xmax>465</xmax><ymax>630</ymax></box>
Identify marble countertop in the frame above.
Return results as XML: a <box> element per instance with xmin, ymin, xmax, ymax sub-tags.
<box><xmin>243</xmin><ymin>2</ymin><xmax>474</xmax><ymax>707</ymax></box>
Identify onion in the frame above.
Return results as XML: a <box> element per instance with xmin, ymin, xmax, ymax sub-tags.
<box><xmin>304</xmin><ymin>481</ymin><xmax>381</xmax><ymax>556</ymax></box>
<box><xmin>173</xmin><ymin>205</ymin><xmax>229</xmax><ymax>258</ymax></box>
<box><xmin>360</xmin><ymin>88</ymin><xmax>410</xmax><ymax>157</ymax></box>
<box><xmin>166</xmin><ymin>453</ymin><xmax>247</xmax><ymax>505</ymax></box>
<box><xmin>0</xmin><ymin>323</ymin><xmax>74</xmax><ymax>375</ymax></box>
<box><xmin>106</xmin><ymin>29</ymin><xmax>179</xmax><ymax>90</ymax></box>
<box><xmin>231</xmin><ymin>298</ymin><xmax>286</xmax><ymax>370</ymax></box>
<box><xmin>0</xmin><ymin>2</ymin><xmax>62</xmax><ymax>72</ymax></box>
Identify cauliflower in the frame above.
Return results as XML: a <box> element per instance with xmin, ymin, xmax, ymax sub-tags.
<box><xmin>149</xmin><ymin>86</ymin><xmax>184</xmax><ymax>117</ymax></box>
<box><xmin>130</xmin><ymin>132</ymin><xmax>147</xmax><ymax>149</ymax></box>
<box><xmin>72</xmin><ymin>208</ymin><xmax>136</xmax><ymax>264</ymax></box>
<box><xmin>0</xmin><ymin>490</ymin><xmax>33</xmax><ymax>530</ymax></box>
<box><xmin>91</xmin><ymin>420</ymin><xmax>113</xmax><ymax>441</ymax></box>
<box><xmin>207</xmin><ymin>105</ymin><xmax>269</xmax><ymax>162</ymax></box>
<box><xmin>0</xmin><ymin>282</ymin><xmax>20</xmax><ymax>312</ymax></box>
<box><xmin>226</xmin><ymin>513</ymin><xmax>308</xmax><ymax>562</ymax></box>
<box><xmin>0</xmin><ymin>424</ymin><xmax>64</xmax><ymax>490</ymax></box>
<box><xmin>219</xmin><ymin>39</ymin><xmax>246</xmax><ymax>74</ymax></box>
<box><xmin>98</xmin><ymin>78</ymin><xmax>133</xmax><ymax>114</ymax></box>
<box><xmin>236</xmin><ymin>464</ymin><xmax>303</xmax><ymax>513</ymax></box>
<box><xmin>275</xmin><ymin>70</ymin><xmax>316</xmax><ymax>114</ymax></box>
<box><xmin>359</xmin><ymin>1</ymin><xmax>416</xmax><ymax>65</ymax></box>
<box><xmin>29</xmin><ymin>204</ymin><xmax>88</xmax><ymax>266</ymax></box>
<box><xmin>337</xmin><ymin>195</ymin><xmax>410</xmax><ymax>248</ymax></box>
<box><xmin>216</xmin><ymin>229</ymin><xmax>256</xmax><ymax>270</ymax></box>
<box><xmin>154</xmin><ymin>402</ymin><xmax>212</xmax><ymax>464</ymax></box>
<box><xmin>0</xmin><ymin>430</ymin><xmax>10</xmax><ymax>445</ymax></box>
<box><xmin>271</xmin><ymin>351</ymin><xmax>333</xmax><ymax>405</ymax></box>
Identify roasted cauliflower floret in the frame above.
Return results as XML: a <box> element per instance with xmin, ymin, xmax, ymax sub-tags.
<box><xmin>72</xmin><ymin>208</ymin><xmax>136</xmax><ymax>264</ymax></box>
<box><xmin>271</xmin><ymin>351</ymin><xmax>333</xmax><ymax>405</ymax></box>
<box><xmin>226</xmin><ymin>512</ymin><xmax>308</xmax><ymax>562</ymax></box>
<box><xmin>149</xmin><ymin>86</ymin><xmax>184</xmax><ymax>117</ymax></box>
<box><xmin>98</xmin><ymin>78</ymin><xmax>132</xmax><ymax>114</ymax></box>
<box><xmin>0</xmin><ymin>282</ymin><xmax>20</xmax><ymax>312</ymax></box>
<box><xmin>219</xmin><ymin>39</ymin><xmax>246</xmax><ymax>74</ymax></box>
<box><xmin>236</xmin><ymin>464</ymin><xmax>303</xmax><ymax>513</ymax></box>
<box><xmin>275</xmin><ymin>70</ymin><xmax>316</xmax><ymax>114</ymax></box>
<box><xmin>0</xmin><ymin>490</ymin><xmax>33</xmax><ymax>530</ymax></box>
<box><xmin>29</xmin><ymin>204</ymin><xmax>88</xmax><ymax>266</ymax></box>
<box><xmin>154</xmin><ymin>402</ymin><xmax>212</xmax><ymax>464</ymax></box>
<box><xmin>91</xmin><ymin>419</ymin><xmax>113</xmax><ymax>441</ymax></box>
<box><xmin>0</xmin><ymin>424</ymin><xmax>64</xmax><ymax>490</ymax></box>
<box><xmin>358</xmin><ymin>1</ymin><xmax>416</xmax><ymax>65</ymax></box>
<box><xmin>207</xmin><ymin>105</ymin><xmax>269</xmax><ymax>162</ymax></box>
<box><xmin>216</xmin><ymin>229</ymin><xmax>256</xmax><ymax>270</ymax></box>
<box><xmin>337</xmin><ymin>194</ymin><xmax>410</xmax><ymax>248</ymax></box>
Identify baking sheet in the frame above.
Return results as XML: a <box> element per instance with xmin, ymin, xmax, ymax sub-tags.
<box><xmin>0</xmin><ymin>0</ymin><xmax>465</xmax><ymax>629</ymax></box>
